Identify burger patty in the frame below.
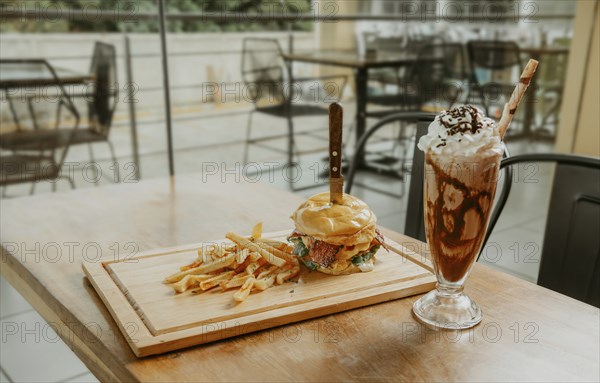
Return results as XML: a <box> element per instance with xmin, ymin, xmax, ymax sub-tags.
<box><xmin>289</xmin><ymin>231</ymin><xmax>339</xmax><ymax>268</ymax></box>
<box><xmin>309</xmin><ymin>240</ymin><xmax>340</xmax><ymax>267</ymax></box>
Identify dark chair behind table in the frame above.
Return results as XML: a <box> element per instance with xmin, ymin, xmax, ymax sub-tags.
<box><xmin>482</xmin><ymin>154</ymin><xmax>600</xmax><ymax>307</ymax></box>
<box><xmin>0</xmin><ymin>60</ymin><xmax>80</xmax><ymax>194</ymax></box>
<box><xmin>344</xmin><ymin>112</ymin><xmax>437</xmax><ymax>200</ymax></box>
<box><xmin>365</xmin><ymin>38</ymin><xmax>464</xmax><ymax>118</ymax></box>
<box><xmin>1</xmin><ymin>42</ymin><xmax>120</xmax><ymax>183</ymax></box>
<box><xmin>241</xmin><ymin>38</ymin><xmax>348</xmax><ymax>168</ymax></box>
<box><xmin>69</xmin><ymin>41</ymin><xmax>120</xmax><ymax>181</ymax></box>
<box><xmin>466</xmin><ymin>40</ymin><xmax>523</xmax><ymax>118</ymax></box>
<box><xmin>346</xmin><ymin>45</ymin><xmax>467</xmax><ymax>196</ymax></box>
<box><xmin>390</xmin><ymin>119</ymin><xmax>599</xmax><ymax>307</ymax></box>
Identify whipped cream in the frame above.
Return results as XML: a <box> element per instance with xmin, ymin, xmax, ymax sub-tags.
<box><xmin>417</xmin><ymin>105</ymin><xmax>503</xmax><ymax>156</ymax></box>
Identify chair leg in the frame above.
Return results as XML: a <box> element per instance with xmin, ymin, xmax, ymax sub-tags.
<box><xmin>107</xmin><ymin>141</ymin><xmax>119</xmax><ymax>182</ymax></box>
<box><xmin>286</xmin><ymin>109</ymin><xmax>295</xmax><ymax>167</ymax></box>
<box><xmin>29</xmin><ymin>182</ymin><xmax>36</xmax><ymax>195</ymax></box>
<box><xmin>1</xmin><ymin>186</ymin><xmax>7</xmax><ymax>198</ymax></box>
<box><xmin>52</xmin><ymin>180</ymin><xmax>57</xmax><ymax>193</ymax></box>
<box><xmin>87</xmin><ymin>143</ymin><xmax>99</xmax><ymax>186</ymax></box>
<box><xmin>243</xmin><ymin>111</ymin><xmax>254</xmax><ymax>165</ymax></box>
<box><xmin>342</xmin><ymin>120</ymin><xmax>356</xmax><ymax>157</ymax></box>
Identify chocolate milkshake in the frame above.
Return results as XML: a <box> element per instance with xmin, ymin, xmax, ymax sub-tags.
<box><xmin>413</xmin><ymin>105</ymin><xmax>504</xmax><ymax>328</ymax></box>
<box><xmin>412</xmin><ymin>60</ymin><xmax>538</xmax><ymax>329</ymax></box>
<box><xmin>420</xmin><ymin>105</ymin><xmax>503</xmax><ymax>284</ymax></box>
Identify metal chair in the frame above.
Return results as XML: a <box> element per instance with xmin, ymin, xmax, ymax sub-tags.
<box><xmin>70</xmin><ymin>41</ymin><xmax>120</xmax><ymax>181</ymax></box>
<box><xmin>349</xmin><ymin>113</ymin><xmax>599</xmax><ymax>307</ymax></box>
<box><xmin>241</xmin><ymin>38</ymin><xmax>348</xmax><ymax>167</ymax></box>
<box><xmin>345</xmin><ymin>112</ymin><xmax>437</xmax><ymax>199</ymax></box>
<box><xmin>1</xmin><ymin>42</ymin><xmax>119</xmax><ymax>183</ymax></box>
<box><xmin>466</xmin><ymin>40</ymin><xmax>523</xmax><ymax>116</ymax></box>
<box><xmin>1</xmin><ymin>60</ymin><xmax>79</xmax><ymax>193</ymax></box>
<box><xmin>349</xmin><ymin>44</ymin><xmax>466</xmax><ymax>188</ymax></box>
<box><xmin>482</xmin><ymin>154</ymin><xmax>600</xmax><ymax>307</ymax></box>
<box><xmin>365</xmin><ymin>42</ymin><xmax>466</xmax><ymax>118</ymax></box>
<box><xmin>346</xmin><ymin>111</ymin><xmax>511</xmax><ymax>243</ymax></box>
<box><xmin>535</xmin><ymin>38</ymin><xmax>570</xmax><ymax>138</ymax></box>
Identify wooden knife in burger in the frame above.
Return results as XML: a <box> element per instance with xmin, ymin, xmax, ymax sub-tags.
<box><xmin>329</xmin><ymin>102</ymin><xmax>344</xmax><ymax>204</ymax></box>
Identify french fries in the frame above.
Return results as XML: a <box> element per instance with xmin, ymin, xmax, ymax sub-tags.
<box><xmin>226</xmin><ymin>232</ymin><xmax>287</xmax><ymax>267</ymax></box>
<box><xmin>164</xmin><ymin>223</ymin><xmax>300</xmax><ymax>303</ymax></box>
<box><xmin>164</xmin><ymin>253</ymin><xmax>236</xmax><ymax>284</ymax></box>
<box><xmin>173</xmin><ymin>274</ymin><xmax>211</xmax><ymax>293</ymax></box>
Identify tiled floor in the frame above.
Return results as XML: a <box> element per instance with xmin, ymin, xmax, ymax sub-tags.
<box><xmin>0</xmin><ymin>103</ymin><xmax>556</xmax><ymax>382</ymax></box>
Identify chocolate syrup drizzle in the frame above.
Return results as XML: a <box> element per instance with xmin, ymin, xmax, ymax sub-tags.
<box><xmin>425</xmin><ymin>152</ymin><xmax>499</xmax><ymax>283</ymax></box>
<box><xmin>435</xmin><ymin>105</ymin><xmax>488</xmax><ymax>148</ymax></box>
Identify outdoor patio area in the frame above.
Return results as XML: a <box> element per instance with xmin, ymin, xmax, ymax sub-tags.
<box><xmin>1</xmin><ymin>1</ymin><xmax>598</xmax><ymax>382</ymax></box>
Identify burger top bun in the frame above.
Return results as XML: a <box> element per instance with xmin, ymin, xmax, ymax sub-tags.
<box><xmin>291</xmin><ymin>192</ymin><xmax>377</xmax><ymax>246</ymax></box>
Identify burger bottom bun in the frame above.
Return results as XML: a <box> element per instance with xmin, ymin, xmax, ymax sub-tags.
<box><xmin>307</xmin><ymin>257</ymin><xmax>376</xmax><ymax>276</ymax></box>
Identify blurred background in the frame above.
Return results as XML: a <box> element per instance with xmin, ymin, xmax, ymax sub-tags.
<box><xmin>1</xmin><ymin>1</ymin><xmax>599</xmax><ymax>382</ymax></box>
<box><xmin>1</xmin><ymin>0</ymin><xmax>598</xmax><ymax>279</ymax></box>
<box><xmin>2</xmin><ymin>0</ymin><xmax>599</xmax><ymax>278</ymax></box>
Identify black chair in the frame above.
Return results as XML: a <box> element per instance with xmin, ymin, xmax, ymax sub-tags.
<box><xmin>1</xmin><ymin>43</ymin><xmax>119</xmax><ymax>183</ymax></box>
<box><xmin>348</xmin><ymin>113</ymin><xmax>599</xmax><ymax>307</ymax></box>
<box><xmin>70</xmin><ymin>42</ymin><xmax>119</xmax><ymax>181</ymax></box>
<box><xmin>482</xmin><ymin>154</ymin><xmax>600</xmax><ymax>307</ymax></box>
<box><xmin>1</xmin><ymin>60</ymin><xmax>80</xmax><ymax>193</ymax></box>
<box><xmin>366</xmin><ymin>42</ymin><xmax>467</xmax><ymax>118</ymax></box>
<box><xmin>466</xmin><ymin>40</ymin><xmax>523</xmax><ymax>116</ymax></box>
<box><xmin>535</xmin><ymin>38</ymin><xmax>570</xmax><ymax>138</ymax></box>
<box><xmin>346</xmin><ymin>45</ymin><xmax>466</xmax><ymax>196</ymax></box>
<box><xmin>241</xmin><ymin>38</ymin><xmax>348</xmax><ymax>167</ymax></box>
<box><xmin>345</xmin><ymin>112</ymin><xmax>437</xmax><ymax>199</ymax></box>
<box><xmin>370</xmin><ymin>119</ymin><xmax>599</xmax><ymax>307</ymax></box>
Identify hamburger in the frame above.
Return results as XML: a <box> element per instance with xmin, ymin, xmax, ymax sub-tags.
<box><xmin>288</xmin><ymin>192</ymin><xmax>386</xmax><ymax>275</ymax></box>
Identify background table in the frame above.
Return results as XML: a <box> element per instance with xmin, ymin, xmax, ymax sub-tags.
<box><xmin>282</xmin><ymin>51</ymin><xmax>421</xmax><ymax>161</ymax></box>
<box><xmin>519</xmin><ymin>46</ymin><xmax>570</xmax><ymax>140</ymax></box>
<box><xmin>0</xmin><ymin>62</ymin><xmax>93</xmax><ymax>89</ymax></box>
<box><xmin>1</xmin><ymin>175</ymin><xmax>598</xmax><ymax>382</ymax></box>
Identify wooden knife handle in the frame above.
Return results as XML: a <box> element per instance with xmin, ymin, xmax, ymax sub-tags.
<box><xmin>329</xmin><ymin>102</ymin><xmax>343</xmax><ymax>204</ymax></box>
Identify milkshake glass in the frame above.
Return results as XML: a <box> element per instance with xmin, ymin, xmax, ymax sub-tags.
<box><xmin>412</xmin><ymin>105</ymin><xmax>504</xmax><ymax>329</ymax></box>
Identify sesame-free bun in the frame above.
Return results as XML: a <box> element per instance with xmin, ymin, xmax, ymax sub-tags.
<box><xmin>291</xmin><ymin>192</ymin><xmax>377</xmax><ymax>246</ymax></box>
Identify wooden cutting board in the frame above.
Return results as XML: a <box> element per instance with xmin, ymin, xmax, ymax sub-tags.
<box><xmin>82</xmin><ymin>230</ymin><xmax>435</xmax><ymax>357</ymax></box>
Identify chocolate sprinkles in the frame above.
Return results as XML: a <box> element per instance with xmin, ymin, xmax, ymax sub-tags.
<box><xmin>438</xmin><ymin>105</ymin><xmax>487</xmax><ymax>137</ymax></box>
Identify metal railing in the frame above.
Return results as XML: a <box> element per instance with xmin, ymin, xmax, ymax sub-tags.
<box><xmin>0</xmin><ymin>3</ymin><xmax>576</xmax><ymax>177</ymax></box>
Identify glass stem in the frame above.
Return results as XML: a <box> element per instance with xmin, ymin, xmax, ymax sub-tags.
<box><xmin>436</xmin><ymin>282</ymin><xmax>464</xmax><ymax>297</ymax></box>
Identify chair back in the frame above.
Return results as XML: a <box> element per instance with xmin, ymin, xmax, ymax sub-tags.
<box><xmin>343</xmin><ymin>112</ymin><xmax>437</xmax><ymax>241</ymax></box>
<box><xmin>88</xmin><ymin>42</ymin><xmax>117</xmax><ymax>137</ymax></box>
<box><xmin>467</xmin><ymin>40</ymin><xmax>522</xmax><ymax>71</ymax></box>
<box><xmin>0</xmin><ymin>60</ymin><xmax>80</xmax><ymax>185</ymax></box>
<box><xmin>405</xmin><ymin>120</ymin><xmax>511</xmax><ymax>245</ymax></box>
<box><xmin>492</xmin><ymin>154</ymin><xmax>600</xmax><ymax>307</ymax></box>
<box><xmin>405</xmin><ymin>35</ymin><xmax>444</xmax><ymax>54</ymax></box>
<box><xmin>410</xmin><ymin>43</ymin><xmax>467</xmax><ymax>106</ymax></box>
<box><xmin>466</xmin><ymin>40</ymin><xmax>523</xmax><ymax>112</ymax></box>
<box><xmin>241</xmin><ymin>38</ymin><xmax>286</xmax><ymax>107</ymax></box>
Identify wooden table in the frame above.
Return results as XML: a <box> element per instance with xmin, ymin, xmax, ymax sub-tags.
<box><xmin>1</xmin><ymin>175</ymin><xmax>598</xmax><ymax>382</ymax></box>
<box><xmin>282</xmin><ymin>51</ymin><xmax>420</xmax><ymax>163</ymax></box>
<box><xmin>0</xmin><ymin>61</ymin><xmax>93</xmax><ymax>89</ymax></box>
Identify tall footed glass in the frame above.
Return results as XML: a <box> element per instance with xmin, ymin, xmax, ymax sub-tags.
<box><xmin>413</xmin><ymin>148</ymin><xmax>503</xmax><ymax>329</ymax></box>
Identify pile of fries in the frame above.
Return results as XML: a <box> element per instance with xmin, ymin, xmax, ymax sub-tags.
<box><xmin>164</xmin><ymin>223</ymin><xmax>300</xmax><ymax>302</ymax></box>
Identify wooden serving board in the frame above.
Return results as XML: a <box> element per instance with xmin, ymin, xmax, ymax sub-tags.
<box><xmin>83</xmin><ymin>230</ymin><xmax>435</xmax><ymax>357</ymax></box>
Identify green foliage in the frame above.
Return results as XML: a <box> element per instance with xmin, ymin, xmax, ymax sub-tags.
<box><xmin>1</xmin><ymin>0</ymin><xmax>314</xmax><ymax>33</ymax></box>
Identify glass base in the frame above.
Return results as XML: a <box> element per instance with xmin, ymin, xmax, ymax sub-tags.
<box><xmin>412</xmin><ymin>287</ymin><xmax>482</xmax><ymax>330</ymax></box>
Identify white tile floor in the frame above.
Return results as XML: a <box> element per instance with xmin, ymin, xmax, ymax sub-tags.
<box><xmin>0</xmin><ymin>103</ymin><xmax>556</xmax><ymax>382</ymax></box>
